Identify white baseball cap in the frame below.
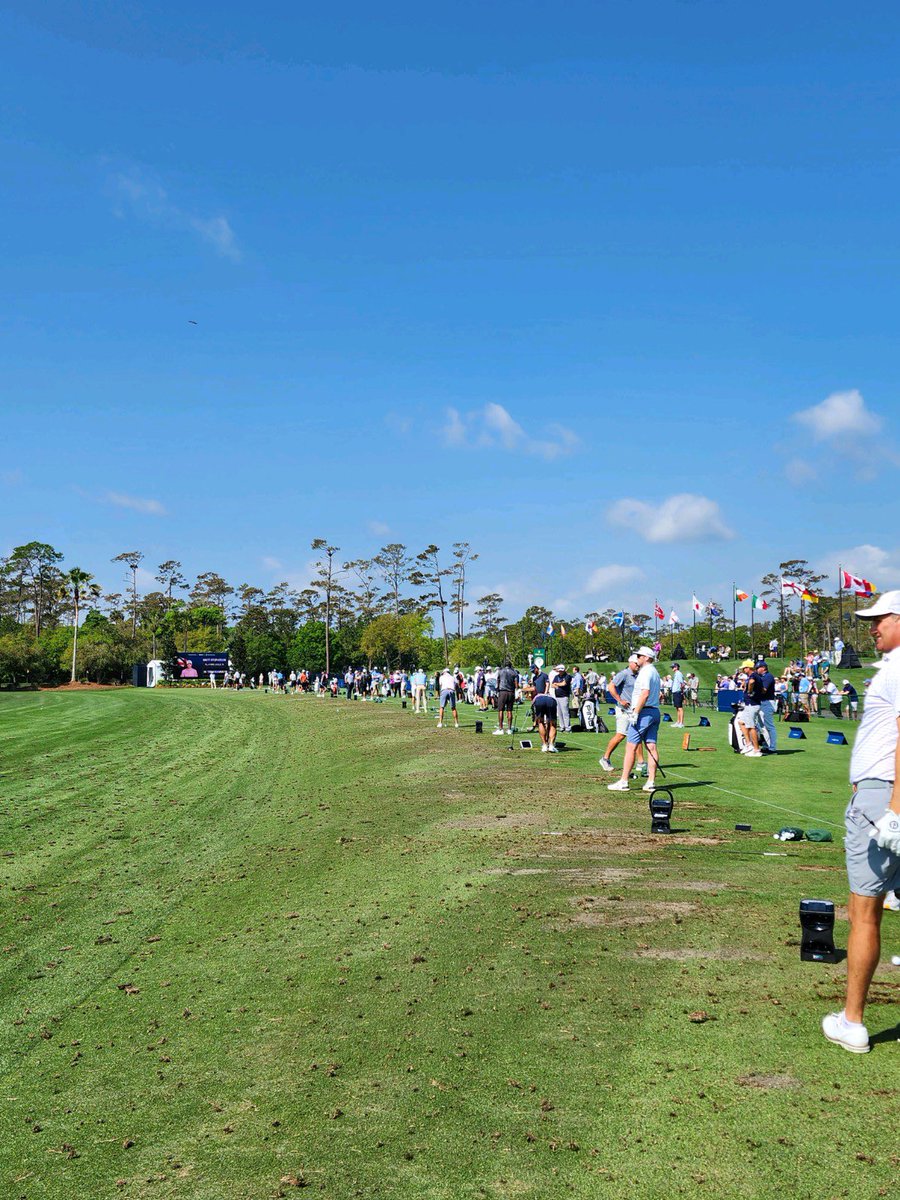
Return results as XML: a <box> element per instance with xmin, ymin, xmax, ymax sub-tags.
<box><xmin>636</xmin><ymin>646</ymin><xmax>656</xmax><ymax>660</ymax></box>
<box><xmin>855</xmin><ymin>589</ymin><xmax>900</xmax><ymax>619</ymax></box>
<box><xmin>627</xmin><ymin>653</ymin><xmax>639</xmax><ymax>664</ymax></box>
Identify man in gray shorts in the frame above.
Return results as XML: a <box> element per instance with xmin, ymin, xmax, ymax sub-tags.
<box><xmin>599</xmin><ymin>654</ymin><xmax>645</xmax><ymax>775</ymax></box>
<box><xmin>822</xmin><ymin>589</ymin><xmax>900</xmax><ymax>1053</ymax></box>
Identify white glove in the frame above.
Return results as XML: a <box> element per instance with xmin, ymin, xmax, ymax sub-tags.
<box><xmin>626</xmin><ymin>710</ymin><xmax>638</xmax><ymax>727</ymax></box>
<box><xmin>873</xmin><ymin>809</ymin><xmax>900</xmax><ymax>856</ymax></box>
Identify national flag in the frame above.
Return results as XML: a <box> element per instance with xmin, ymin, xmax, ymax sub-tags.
<box><xmin>781</xmin><ymin>579</ymin><xmax>804</xmax><ymax>597</ymax></box>
<box><xmin>734</xmin><ymin>588</ymin><xmax>749</xmax><ymax>602</ymax></box>
<box><xmin>560</xmin><ymin>623</ymin><xmax>567</xmax><ymax>638</ymax></box>
<box><xmin>612</xmin><ymin>611</ymin><xmax>625</xmax><ymax>627</ymax></box>
<box><xmin>654</xmin><ymin>602</ymin><xmax>665</xmax><ymax>621</ymax></box>
<box><xmin>629</xmin><ymin>623</ymin><xmax>641</xmax><ymax>633</ymax></box>
<box><xmin>546</xmin><ymin>620</ymin><xmax>554</xmax><ymax>636</ymax></box>
<box><xmin>708</xmin><ymin>603</ymin><xmax>722</xmax><ymax>618</ymax></box>
<box><xmin>841</xmin><ymin>569</ymin><xmax>876</xmax><ymax>596</ymax></box>
<box><xmin>692</xmin><ymin>594</ymin><xmax>705</xmax><ymax>614</ymax></box>
<box><xmin>584</xmin><ymin>619</ymin><xmax>598</xmax><ymax>634</ymax></box>
<box><xmin>801</xmin><ymin>589</ymin><xmax>819</xmax><ymax>603</ymax></box>
<box><xmin>751</xmin><ymin>594</ymin><xmax>769</xmax><ymax>610</ymax></box>
<box><xmin>668</xmin><ymin>610</ymin><xmax>678</xmax><ymax>625</ymax></box>
<box><xmin>503</xmin><ymin>628</ymin><xmax>509</xmax><ymax>646</ymax></box>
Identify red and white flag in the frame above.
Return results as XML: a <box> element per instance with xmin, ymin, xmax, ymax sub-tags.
<box><xmin>669</xmin><ymin>610</ymin><xmax>679</xmax><ymax>625</ymax></box>
<box><xmin>841</xmin><ymin>569</ymin><xmax>876</xmax><ymax>596</ymax></box>
<box><xmin>691</xmin><ymin>594</ymin><xmax>705</xmax><ymax>614</ymax></box>
<box><xmin>781</xmin><ymin>579</ymin><xmax>804</xmax><ymax>597</ymax></box>
<box><xmin>654</xmin><ymin>602</ymin><xmax>665</xmax><ymax>621</ymax></box>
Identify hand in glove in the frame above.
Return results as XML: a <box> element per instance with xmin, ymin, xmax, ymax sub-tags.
<box><xmin>873</xmin><ymin>808</ymin><xmax>900</xmax><ymax>856</ymax></box>
<box><xmin>626</xmin><ymin>710</ymin><xmax>638</xmax><ymax>727</ymax></box>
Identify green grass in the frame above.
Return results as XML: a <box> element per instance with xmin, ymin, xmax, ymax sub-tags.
<box><xmin>1</xmin><ymin>689</ymin><xmax>897</xmax><ymax>1199</ymax></box>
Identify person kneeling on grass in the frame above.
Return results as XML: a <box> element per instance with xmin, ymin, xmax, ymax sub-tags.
<box><xmin>608</xmin><ymin>647</ymin><xmax>660</xmax><ymax>793</ymax></box>
<box><xmin>533</xmin><ymin>691</ymin><xmax>559</xmax><ymax>753</ymax></box>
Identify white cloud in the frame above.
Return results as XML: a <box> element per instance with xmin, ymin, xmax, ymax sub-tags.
<box><xmin>111</xmin><ymin>168</ymin><xmax>241</xmax><ymax>261</ymax></box>
<box><xmin>442</xmin><ymin>403</ymin><xmax>578</xmax><ymax>461</ymax></box>
<box><xmin>793</xmin><ymin>389</ymin><xmax>881</xmax><ymax>442</ymax></box>
<box><xmin>816</xmin><ymin>544</ymin><xmax>900</xmax><ymax>590</ymax></box>
<box><xmin>584</xmin><ymin>563</ymin><xmax>645</xmax><ymax>593</ymax></box>
<box><xmin>367</xmin><ymin>520</ymin><xmax>390</xmax><ymax>537</ymax></box>
<box><xmin>104</xmin><ymin>490</ymin><xmax>167</xmax><ymax>516</ymax></box>
<box><xmin>783</xmin><ymin>456</ymin><xmax>818</xmax><ymax>484</ymax></box>
<box><xmin>607</xmin><ymin>493</ymin><xmax>734</xmax><ymax>544</ymax></box>
<box><xmin>262</xmin><ymin>556</ymin><xmax>283</xmax><ymax>570</ymax></box>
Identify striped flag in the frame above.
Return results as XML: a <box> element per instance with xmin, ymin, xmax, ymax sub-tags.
<box><xmin>546</xmin><ymin>620</ymin><xmax>554</xmax><ymax>636</ymax></box>
<box><xmin>751</xmin><ymin>594</ymin><xmax>769</xmax><ymax>610</ymax></box>
<box><xmin>801</xmin><ymin>589</ymin><xmax>819</xmax><ymax>603</ymax></box>
<box><xmin>734</xmin><ymin>588</ymin><xmax>749</xmax><ymax>602</ymax></box>
<box><xmin>560</xmin><ymin>623</ymin><xmax>567</xmax><ymax>638</ymax></box>
<box><xmin>841</xmin><ymin>570</ymin><xmax>876</xmax><ymax>596</ymax></box>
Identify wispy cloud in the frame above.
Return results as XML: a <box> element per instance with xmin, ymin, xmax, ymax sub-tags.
<box><xmin>262</xmin><ymin>556</ymin><xmax>284</xmax><ymax>571</ymax></box>
<box><xmin>793</xmin><ymin>389</ymin><xmax>881</xmax><ymax>442</ymax></box>
<box><xmin>607</xmin><ymin>493</ymin><xmax>734</xmax><ymax>544</ymax></box>
<box><xmin>368</xmin><ymin>520</ymin><xmax>390</xmax><ymax>537</ymax></box>
<box><xmin>787</xmin><ymin>389</ymin><xmax>897</xmax><ymax>481</ymax></box>
<box><xmin>104</xmin><ymin>490</ymin><xmax>168</xmax><ymax>516</ymax></box>
<box><xmin>816</xmin><ymin>543</ymin><xmax>900</xmax><ymax>590</ymax></box>
<box><xmin>442</xmin><ymin>403</ymin><xmax>578</xmax><ymax>461</ymax></box>
<box><xmin>584</xmin><ymin>563</ymin><xmax>645</xmax><ymax>593</ymax></box>
<box><xmin>111</xmin><ymin>168</ymin><xmax>241</xmax><ymax>261</ymax></box>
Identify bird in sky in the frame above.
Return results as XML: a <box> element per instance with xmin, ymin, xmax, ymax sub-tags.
<box><xmin>188</xmin><ymin>320</ymin><xmax>198</xmax><ymax>325</ymax></box>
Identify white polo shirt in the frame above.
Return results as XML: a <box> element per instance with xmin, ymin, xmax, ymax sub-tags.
<box><xmin>850</xmin><ymin>648</ymin><xmax>900</xmax><ymax>784</ymax></box>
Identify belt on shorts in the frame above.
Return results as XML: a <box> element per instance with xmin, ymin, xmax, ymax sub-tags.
<box><xmin>852</xmin><ymin>778</ymin><xmax>893</xmax><ymax>792</ymax></box>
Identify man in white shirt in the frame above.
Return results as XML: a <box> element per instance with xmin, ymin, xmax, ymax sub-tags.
<box><xmin>436</xmin><ymin>667</ymin><xmax>460</xmax><ymax>729</ymax></box>
<box><xmin>670</xmin><ymin>662</ymin><xmax>686</xmax><ymax>727</ymax></box>
<box><xmin>411</xmin><ymin>667</ymin><xmax>429</xmax><ymax>714</ymax></box>
<box><xmin>608</xmin><ymin>647</ymin><xmax>661</xmax><ymax>793</ymax></box>
<box><xmin>822</xmin><ymin>590</ymin><xmax>900</xmax><ymax>1053</ymax></box>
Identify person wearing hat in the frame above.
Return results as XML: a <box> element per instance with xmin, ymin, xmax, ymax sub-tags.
<box><xmin>608</xmin><ymin>646</ymin><xmax>661</xmax><ymax>792</ymax></box>
<box><xmin>736</xmin><ymin>659</ymin><xmax>764</xmax><ymax>757</ymax></box>
<box><xmin>822</xmin><ymin>590</ymin><xmax>900</xmax><ymax>1053</ymax></box>
<box><xmin>599</xmin><ymin>653</ymin><xmax>646</xmax><ymax>775</ymax></box>
<box><xmin>670</xmin><ymin>662</ymin><xmax>685</xmax><ymax>727</ymax></box>
<box><xmin>756</xmin><ymin>659</ymin><xmax>777</xmax><ymax>753</ymax></box>
<box><xmin>550</xmin><ymin>663</ymin><xmax>572</xmax><ymax>733</ymax></box>
<box><xmin>841</xmin><ymin>678</ymin><xmax>859</xmax><ymax>721</ymax></box>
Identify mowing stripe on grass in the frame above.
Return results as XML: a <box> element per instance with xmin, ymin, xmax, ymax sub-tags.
<box><xmin>666</xmin><ymin>768</ymin><xmax>846</xmax><ymax>830</ymax></box>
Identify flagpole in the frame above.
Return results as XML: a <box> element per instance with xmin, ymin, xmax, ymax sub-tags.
<box><xmin>779</xmin><ymin>581</ymin><xmax>785</xmax><ymax>658</ymax></box>
<box><xmin>692</xmin><ymin>607</ymin><xmax>696</xmax><ymax>658</ymax></box>
<box><xmin>620</xmin><ymin>616</ymin><xmax>626</xmax><ymax>661</ymax></box>
<box><xmin>654</xmin><ymin>600</ymin><xmax>658</xmax><ymax>645</ymax></box>
<box><xmin>750</xmin><ymin>601</ymin><xmax>754</xmax><ymax>657</ymax></box>
<box><xmin>838</xmin><ymin>564</ymin><xmax>844</xmax><ymax>637</ymax></box>
<box><xmin>732</xmin><ymin>583</ymin><xmax>736</xmax><ymax>658</ymax></box>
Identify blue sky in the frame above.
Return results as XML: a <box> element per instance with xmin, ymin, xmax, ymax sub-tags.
<box><xmin>3</xmin><ymin>1</ymin><xmax>899</xmax><ymax>622</ymax></box>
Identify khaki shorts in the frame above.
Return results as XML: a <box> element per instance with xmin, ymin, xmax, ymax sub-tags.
<box><xmin>845</xmin><ymin>780</ymin><xmax>900</xmax><ymax>897</ymax></box>
<box><xmin>615</xmin><ymin>708</ymin><xmax>630</xmax><ymax>735</ymax></box>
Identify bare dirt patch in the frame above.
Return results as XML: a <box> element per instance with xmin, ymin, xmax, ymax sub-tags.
<box><xmin>441</xmin><ymin>812</ymin><xmax>547</xmax><ymax>831</ymax></box>
<box><xmin>736</xmin><ymin>1072</ymin><xmax>802</xmax><ymax>1090</ymax></box>
<box><xmin>635</xmin><ymin>947</ymin><xmax>766</xmax><ymax>961</ymax></box>
<box><xmin>655</xmin><ymin>880</ymin><xmax>724</xmax><ymax>893</ymax></box>
<box><xmin>533</xmin><ymin>830</ymin><xmax>725</xmax><ymax>856</ymax></box>
<box><xmin>553</xmin><ymin>898</ymin><xmax>697</xmax><ymax>929</ymax></box>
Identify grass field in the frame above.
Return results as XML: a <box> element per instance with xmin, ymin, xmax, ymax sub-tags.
<box><xmin>1</xmin><ymin>686</ymin><xmax>898</xmax><ymax>1199</ymax></box>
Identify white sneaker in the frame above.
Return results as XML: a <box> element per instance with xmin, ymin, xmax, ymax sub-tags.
<box><xmin>541</xmin><ymin>744</ymin><xmax>549</xmax><ymax>753</ymax></box>
<box><xmin>884</xmin><ymin>890</ymin><xmax>900</xmax><ymax>912</ymax></box>
<box><xmin>822</xmin><ymin>1011</ymin><xmax>870</xmax><ymax>1053</ymax></box>
<box><xmin>599</xmin><ymin>757</ymin><xmax>614</xmax><ymax>772</ymax></box>
<box><xmin>673</xmin><ymin>722</ymin><xmax>684</xmax><ymax>728</ymax></box>
<box><xmin>747</xmin><ymin>750</ymin><xmax>763</xmax><ymax>758</ymax></box>
<box><xmin>607</xmin><ymin>779</ymin><xmax>629</xmax><ymax>791</ymax></box>
<box><xmin>436</xmin><ymin>722</ymin><xmax>443</xmax><ymax>729</ymax></box>
<box><xmin>492</xmin><ymin>728</ymin><xmax>505</xmax><ymax>735</ymax></box>
<box><xmin>642</xmin><ymin>780</ymin><xmax>657</xmax><ymax>792</ymax></box>
<box><xmin>548</xmin><ymin>744</ymin><xmax>559</xmax><ymax>753</ymax></box>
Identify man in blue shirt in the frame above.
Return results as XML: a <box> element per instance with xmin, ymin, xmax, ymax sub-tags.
<box><xmin>756</xmin><ymin>659</ymin><xmax>777</xmax><ymax>753</ymax></box>
<box><xmin>670</xmin><ymin>662</ymin><xmax>686</xmax><ymax>728</ymax></box>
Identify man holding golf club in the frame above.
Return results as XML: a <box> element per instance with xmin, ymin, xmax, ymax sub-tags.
<box><xmin>608</xmin><ymin>646</ymin><xmax>661</xmax><ymax>793</ymax></box>
<box><xmin>822</xmin><ymin>589</ymin><xmax>900</xmax><ymax>1053</ymax></box>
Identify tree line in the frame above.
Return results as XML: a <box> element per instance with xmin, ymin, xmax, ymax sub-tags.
<box><xmin>0</xmin><ymin>541</ymin><xmax>855</xmax><ymax>687</ymax></box>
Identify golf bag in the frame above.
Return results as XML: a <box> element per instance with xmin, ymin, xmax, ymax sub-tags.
<box><xmin>728</xmin><ymin>706</ymin><xmax>773</xmax><ymax>754</ymax></box>
<box><xmin>579</xmin><ymin>688</ymin><xmax>609</xmax><ymax>734</ymax></box>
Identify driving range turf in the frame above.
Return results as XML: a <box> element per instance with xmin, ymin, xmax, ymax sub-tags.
<box><xmin>1</xmin><ymin>684</ymin><xmax>898</xmax><ymax>1199</ymax></box>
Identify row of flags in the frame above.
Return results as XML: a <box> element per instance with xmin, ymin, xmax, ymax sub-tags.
<box><xmin>545</xmin><ymin>568</ymin><xmax>878</xmax><ymax>638</ymax></box>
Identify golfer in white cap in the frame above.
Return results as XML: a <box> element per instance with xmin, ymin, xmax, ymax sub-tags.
<box><xmin>608</xmin><ymin>646</ymin><xmax>661</xmax><ymax>793</ymax></box>
<box><xmin>823</xmin><ymin>589</ymin><xmax>900</xmax><ymax>1052</ymax></box>
<box><xmin>599</xmin><ymin>653</ymin><xmax>646</xmax><ymax>775</ymax></box>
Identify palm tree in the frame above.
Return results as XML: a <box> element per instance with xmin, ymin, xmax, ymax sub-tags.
<box><xmin>61</xmin><ymin>568</ymin><xmax>101</xmax><ymax>682</ymax></box>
